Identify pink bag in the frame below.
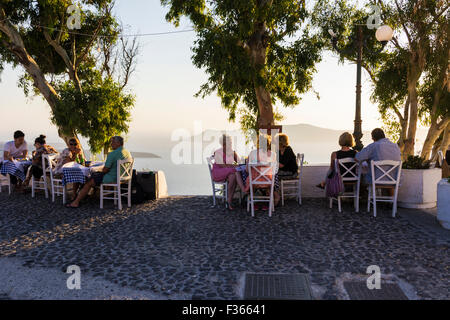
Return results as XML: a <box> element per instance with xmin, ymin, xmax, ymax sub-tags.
<box><xmin>325</xmin><ymin>160</ymin><xmax>344</xmax><ymax>198</ymax></box>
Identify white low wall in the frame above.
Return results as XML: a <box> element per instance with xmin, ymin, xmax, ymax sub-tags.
<box><xmin>301</xmin><ymin>164</ymin><xmax>329</xmax><ymax>198</ymax></box>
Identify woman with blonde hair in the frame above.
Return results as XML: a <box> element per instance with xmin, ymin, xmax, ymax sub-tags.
<box><xmin>211</xmin><ymin>134</ymin><xmax>241</xmax><ymax>210</ymax></box>
<box><xmin>316</xmin><ymin>132</ymin><xmax>358</xmax><ymax>189</ymax></box>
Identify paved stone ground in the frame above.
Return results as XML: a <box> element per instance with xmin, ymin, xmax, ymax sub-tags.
<box><xmin>0</xmin><ymin>191</ymin><xmax>448</xmax><ymax>300</ymax></box>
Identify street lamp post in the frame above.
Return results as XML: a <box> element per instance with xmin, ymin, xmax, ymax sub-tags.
<box><xmin>329</xmin><ymin>24</ymin><xmax>393</xmax><ymax>151</ymax></box>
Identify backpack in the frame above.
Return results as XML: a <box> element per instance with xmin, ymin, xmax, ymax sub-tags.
<box><xmin>131</xmin><ymin>170</ymin><xmax>146</xmax><ymax>204</ymax></box>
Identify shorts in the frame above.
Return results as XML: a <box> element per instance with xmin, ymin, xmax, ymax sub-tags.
<box><xmin>91</xmin><ymin>172</ymin><xmax>105</xmax><ymax>186</ymax></box>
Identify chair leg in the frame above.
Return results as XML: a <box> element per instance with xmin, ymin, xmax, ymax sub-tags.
<box><xmin>62</xmin><ymin>185</ymin><xmax>66</xmax><ymax>205</ymax></box>
<box><xmin>100</xmin><ymin>185</ymin><xmax>104</xmax><ymax>209</ymax></box>
<box><xmin>338</xmin><ymin>197</ymin><xmax>342</xmax><ymax>213</ymax></box>
<box><xmin>212</xmin><ymin>184</ymin><xmax>217</xmax><ymax>207</ymax></box>
<box><xmin>281</xmin><ymin>184</ymin><xmax>285</xmax><ymax>206</ymax></box>
<box><xmin>31</xmin><ymin>177</ymin><xmax>35</xmax><ymax>198</ymax></box>
<box><xmin>329</xmin><ymin>198</ymin><xmax>332</xmax><ymax>209</ymax></box>
<box><xmin>298</xmin><ymin>182</ymin><xmax>302</xmax><ymax>205</ymax></box>
<box><xmin>51</xmin><ymin>183</ymin><xmax>55</xmax><ymax>202</ymax></box>
<box><xmin>44</xmin><ymin>177</ymin><xmax>49</xmax><ymax>199</ymax></box>
<box><xmin>367</xmin><ymin>187</ymin><xmax>371</xmax><ymax>213</ymax></box>
<box><xmin>118</xmin><ymin>185</ymin><xmax>122</xmax><ymax>210</ymax></box>
<box><xmin>373</xmin><ymin>188</ymin><xmax>377</xmax><ymax>218</ymax></box>
<box><xmin>128</xmin><ymin>182</ymin><xmax>132</xmax><ymax>208</ymax></box>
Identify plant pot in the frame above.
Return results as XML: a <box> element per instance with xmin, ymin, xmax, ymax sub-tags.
<box><xmin>437</xmin><ymin>179</ymin><xmax>450</xmax><ymax>230</ymax></box>
<box><xmin>398</xmin><ymin>168</ymin><xmax>442</xmax><ymax>209</ymax></box>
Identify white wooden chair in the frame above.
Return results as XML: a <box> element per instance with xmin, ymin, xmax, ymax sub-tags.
<box><xmin>100</xmin><ymin>158</ymin><xmax>134</xmax><ymax>210</ymax></box>
<box><xmin>329</xmin><ymin>158</ymin><xmax>361</xmax><ymax>213</ymax></box>
<box><xmin>247</xmin><ymin>162</ymin><xmax>277</xmax><ymax>217</ymax></box>
<box><xmin>31</xmin><ymin>155</ymin><xmax>53</xmax><ymax>199</ymax></box>
<box><xmin>281</xmin><ymin>153</ymin><xmax>304</xmax><ymax>206</ymax></box>
<box><xmin>206</xmin><ymin>156</ymin><xmax>228</xmax><ymax>207</ymax></box>
<box><xmin>44</xmin><ymin>154</ymin><xmax>66</xmax><ymax>204</ymax></box>
<box><xmin>367</xmin><ymin>160</ymin><xmax>402</xmax><ymax>218</ymax></box>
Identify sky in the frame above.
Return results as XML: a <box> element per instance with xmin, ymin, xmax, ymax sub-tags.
<box><xmin>0</xmin><ymin>0</ymin><xmax>388</xmax><ymax>142</ymax></box>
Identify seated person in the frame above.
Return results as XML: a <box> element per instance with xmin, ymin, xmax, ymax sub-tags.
<box><xmin>277</xmin><ymin>133</ymin><xmax>298</xmax><ymax>177</ymax></box>
<box><xmin>355</xmin><ymin>128</ymin><xmax>401</xmax><ymax>185</ymax></box>
<box><xmin>23</xmin><ymin>135</ymin><xmax>58</xmax><ymax>187</ymax></box>
<box><xmin>317</xmin><ymin>132</ymin><xmax>357</xmax><ymax>189</ymax></box>
<box><xmin>2</xmin><ymin>130</ymin><xmax>28</xmax><ymax>190</ymax></box>
<box><xmin>211</xmin><ymin>134</ymin><xmax>245</xmax><ymax>210</ymax></box>
<box><xmin>55</xmin><ymin>138</ymin><xmax>85</xmax><ymax>174</ymax></box>
<box><xmin>55</xmin><ymin>138</ymin><xmax>85</xmax><ymax>200</ymax></box>
<box><xmin>245</xmin><ymin>133</ymin><xmax>280</xmax><ymax>208</ymax></box>
<box><xmin>66</xmin><ymin>136</ymin><xmax>131</xmax><ymax>208</ymax></box>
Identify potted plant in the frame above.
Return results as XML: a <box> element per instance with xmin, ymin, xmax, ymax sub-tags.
<box><xmin>437</xmin><ymin>177</ymin><xmax>450</xmax><ymax>229</ymax></box>
<box><xmin>398</xmin><ymin>156</ymin><xmax>442</xmax><ymax>209</ymax></box>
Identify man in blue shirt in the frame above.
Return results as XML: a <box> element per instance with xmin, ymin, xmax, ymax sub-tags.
<box><xmin>355</xmin><ymin>128</ymin><xmax>401</xmax><ymax>185</ymax></box>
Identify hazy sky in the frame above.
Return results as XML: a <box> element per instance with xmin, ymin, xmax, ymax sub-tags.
<box><xmin>0</xmin><ymin>0</ymin><xmax>386</xmax><ymax>142</ymax></box>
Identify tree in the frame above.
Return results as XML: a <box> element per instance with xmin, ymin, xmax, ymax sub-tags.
<box><xmin>161</xmin><ymin>0</ymin><xmax>324</xmax><ymax>131</ymax></box>
<box><xmin>52</xmin><ymin>76</ymin><xmax>134</xmax><ymax>156</ymax></box>
<box><xmin>0</xmin><ymin>0</ymin><xmax>138</xmax><ymax>150</ymax></box>
<box><xmin>313</xmin><ymin>0</ymin><xmax>449</xmax><ymax>159</ymax></box>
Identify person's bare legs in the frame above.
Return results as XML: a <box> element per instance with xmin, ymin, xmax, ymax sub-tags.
<box><xmin>70</xmin><ymin>183</ymin><xmax>81</xmax><ymax>201</ymax></box>
<box><xmin>68</xmin><ymin>179</ymin><xmax>95</xmax><ymax>207</ymax></box>
<box><xmin>227</xmin><ymin>174</ymin><xmax>237</xmax><ymax>209</ymax></box>
<box><xmin>234</xmin><ymin>172</ymin><xmax>247</xmax><ymax>193</ymax></box>
<box><xmin>273</xmin><ymin>191</ymin><xmax>280</xmax><ymax>206</ymax></box>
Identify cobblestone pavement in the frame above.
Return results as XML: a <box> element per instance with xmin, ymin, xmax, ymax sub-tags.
<box><xmin>0</xmin><ymin>192</ymin><xmax>448</xmax><ymax>300</ymax></box>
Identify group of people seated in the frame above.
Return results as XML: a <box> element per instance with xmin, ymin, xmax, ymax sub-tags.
<box><xmin>1</xmin><ymin>131</ymin><xmax>131</xmax><ymax>208</ymax></box>
<box><xmin>211</xmin><ymin>127</ymin><xmax>402</xmax><ymax>211</ymax></box>
<box><xmin>211</xmin><ymin>132</ymin><xmax>299</xmax><ymax>210</ymax></box>
<box><xmin>316</xmin><ymin>128</ymin><xmax>401</xmax><ymax>189</ymax></box>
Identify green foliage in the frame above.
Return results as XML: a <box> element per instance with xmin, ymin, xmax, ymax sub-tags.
<box><xmin>1</xmin><ymin>0</ymin><xmax>137</xmax><ymax>151</ymax></box>
<box><xmin>313</xmin><ymin>0</ymin><xmax>449</xmax><ymax>150</ymax></box>
<box><xmin>161</xmin><ymin>0</ymin><xmax>325</xmax><ymax>131</ymax></box>
<box><xmin>52</xmin><ymin>77</ymin><xmax>134</xmax><ymax>154</ymax></box>
<box><xmin>402</xmin><ymin>156</ymin><xmax>431</xmax><ymax>170</ymax></box>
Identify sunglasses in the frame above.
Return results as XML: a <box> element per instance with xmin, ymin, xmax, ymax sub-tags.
<box><xmin>69</xmin><ymin>143</ymin><xmax>78</xmax><ymax>146</ymax></box>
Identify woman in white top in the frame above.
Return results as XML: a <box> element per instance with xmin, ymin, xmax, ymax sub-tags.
<box><xmin>244</xmin><ymin>133</ymin><xmax>280</xmax><ymax>208</ymax></box>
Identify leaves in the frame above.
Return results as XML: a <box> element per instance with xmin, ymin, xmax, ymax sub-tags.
<box><xmin>52</xmin><ymin>76</ymin><xmax>134</xmax><ymax>154</ymax></box>
<box><xmin>161</xmin><ymin>0</ymin><xmax>324</xmax><ymax>132</ymax></box>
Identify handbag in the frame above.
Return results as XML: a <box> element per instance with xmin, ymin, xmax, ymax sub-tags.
<box><xmin>325</xmin><ymin>159</ymin><xmax>344</xmax><ymax>198</ymax></box>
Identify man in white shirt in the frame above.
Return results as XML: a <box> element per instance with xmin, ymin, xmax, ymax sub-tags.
<box><xmin>2</xmin><ymin>130</ymin><xmax>29</xmax><ymax>188</ymax></box>
<box><xmin>3</xmin><ymin>130</ymin><xmax>28</xmax><ymax>161</ymax></box>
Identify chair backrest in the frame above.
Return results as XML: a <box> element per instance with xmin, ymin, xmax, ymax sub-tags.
<box><xmin>248</xmin><ymin>162</ymin><xmax>277</xmax><ymax>187</ymax></box>
<box><xmin>43</xmin><ymin>154</ymin><xmax>58</xmax><ymax>179</ymax></box>
<box><xmin>370</xmin><ymin>160</ymin><xmax>402</xmax><ymax>185</ymax></box>
<box><xmin>206</xmin><ymin>155</ymin><xmax>214</xmax><ymax>177</ymax></box>
<box><xmin>117</xmin><ymin>158</ymin><xmax>134</xmax><ymax>184</ymax></box>
<box><xmin>338</xmin><ymin>157</ymin><xmax>359</xmax><ymax>181</ymax></box>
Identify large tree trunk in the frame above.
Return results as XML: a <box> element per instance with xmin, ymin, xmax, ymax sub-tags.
<box><xmin>421</xmin><ymin>117</ymin><xmax>450</xmax><ymax>160</ymax></box>
<box><xmin>245</xmin><ymin>1</ymin><xmax>275</xmax><ymax>129</ymax></box>
<box><xmin>437</xmin><ymin>123</ymin><xmax>450</xmax><ymax>160</ymax></box>
<box><xmin>0</xmin><ymin>10</ymin><xmax>82</xmax><ymax>150</ymax></box>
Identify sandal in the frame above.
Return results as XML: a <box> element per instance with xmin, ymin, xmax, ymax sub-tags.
<box><xmin>316</xmin><ymin>183</ymin><xmax>325</xmax><ymax>190</ymax></box>
<box><xmin>65</xmin><ymin>203</ymin><xmax>80</xmax><ymax>209</ymax></box>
